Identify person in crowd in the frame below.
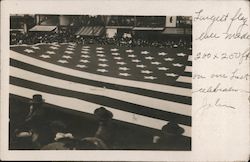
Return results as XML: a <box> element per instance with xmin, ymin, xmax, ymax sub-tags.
<box><xmin>13</xmin><ymin>94</ymin><xmax>49</xmax><ymax>149</ymax></box>
<box><xmin>12</xmin><ymin>128</ymin><xmax>38</xmax><ymax>150</ymax></box>
<box><xmin>154</xmin><ymin>122</ymin><xmax>190</xmax><ymax>150</ymax></box>
<box><xmin>22</xmin><ymin>94</ymin><xmax>51</xmax><ymax>148</ymax></box>
<box><xmin>41</xmin><ymin>120</ymin><xmax>78</xmax><ymax>150</ymax></box>
<box><xmin>93</xmin><ymin>107</ymin><xmax>114</xmax><ymax>148</ymax></box>
<box><xmin>79</xmin><ymin>137</ymin><xmax>108</xmax><ymax>150</ymax></box>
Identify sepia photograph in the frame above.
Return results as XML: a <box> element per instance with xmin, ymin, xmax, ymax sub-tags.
<box><xmin>9</xmin><ymin>14</ymin><xmax>192</xmax><ymax>150</ymax></box>
<box><xmin>1</xmin><ymin>0</ymin><xmax>249</xmax><ymax>161</ymax></box>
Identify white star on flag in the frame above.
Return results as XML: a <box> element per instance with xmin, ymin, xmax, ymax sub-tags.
<box><xmin>158</xmin><ymin>52</ymin><xmax>167</xmax><ymax>56</ymax></box>
<box><xmin>151</xmin><ymin>61</ymin><xmax>161</xmax><ymax>65</ymax></box>
<box><xmin>50</xmin><ymin>46</ymin><xmax>59</xmax><ymax>50</ymax></box>
<box><xmin>131</xmin><ymin>59</ymin><xmax>141</xmax><ymax>63</ymax></box>
<box><xmin>97</xmin><ymin>54</ymin><xmax>105</xmax><ymax>57</ymax></box>
<box><xmin>128</xmin><ymin>54</ymin><xmax>136</xmax><ymax>58</ymax></box>
<box><xmin>164</xmin><ymin>58</ymin><xmax>174</xmax><ymax>61</ymax></box>
<box><xmin>112</xmin><ymin>53</ymin><xmax>120</xmax><ymax>56</ymax></box>
<box><xmin>24</xmin><ymin>49</ymin><xmax>34</xmax><ymax>53</ymax></box>
<box><xmin>119</xmin><ymin>73</ymin><xmax>131</xmax><ymax>77</ymax></box>
<box><xmin>177</xmin><ymin>53</ymin><xmax>186</xmax><ymax>57</ymax></box>
<box><xmin>111</xmin><ymin>48</ymin><xmax>119</xmax><ymax>52</ymax></box>
<box><xmin>98</xmin><ymin>63</ymin><xmax>109</xmax><ymax>67</ymax></box>
<box><xmin>172</xmin><ymin>63</ymin><xmax>184</xmax><ymax>67</ymax></box>
<box><xmin>57</xmin><ymin>60</ymin><xmax>68</xmax><ymax>64</ymax></box>
<box><xmin>166</xmin><ymin>73</ymin><xmax>178</xmax><ymax>77</ymax></box>
<box><xmin>116</xmin><ymin>62</ymin><xmax>126</xmax><ymax>65</ymax></box>
<box><xmin>66</xmin><ymin>48</ymin><xmax>75</xmax><ymax>51</ymax></box>
<box><xmin>76</xmin><ymin>64</ymin><xmax>87</xmax><ymax>68</ymax></box>
<box><xmin>81</xmin><ymin>51</ymin><xmax>89</xmax><ymax>54</ymax></box>
<box><xmin>136</xmin><ymin>64</ymin><xmax>146</xmax><ymax>68</ymax></box>
<box><xmin>40</xmin><ymin>54</ymin><xmax>51</xmax><ymax>59</ymax></box>
<box><xmin>69</xmin><ymin>43</ymin><xmax>76</xmax><ymax>46</ymax></box>
<box><xmin>80</xmin><ymin>59</ymin><xmax>90</xmax><ymax>63</ymax></box>
<box><xmin>52</xmin><ymin>43</ymin><xmax>60</xmax><ymax>47</ymax></box>
<box><xmin>126</xmin><ymin>49</ymin><xmax>134</xmax><ymax>53</ymax></box>
<box><xmin>62</xmin><ymin>55</ymin><xmax>72</xmax><ymax>59</ymax></box>
<box><xmin>119</xmin><ymin>67</ymin><xmax>130</xmax><ymax>71</ymax></box>
<box><xmin>144</xmin><ymin>76</ymin><xmax>157</xmax><ymax>80</ymax></box>
<box><xmin>82</xmin><ymin>46</ymin><xmax>90</xmax><ymax>49</ymax></box>
<box><xmin>81</xmin><ymin>55</ymin><xmax>90</xmax><ymax>58</ymax></box>
<box><xmin>189</xmin><ymin>47</ymin><xmax>192</xmax><ymax>50</ymax></box>
<box><xmin>98</xmin><ymin>58</ymin><xmax>108</xmax><ymax>62</ymax></box>
<box><xmin>141</xmin><ymin>70</ymin><xmax>153</xmax><ymax>74</ymax></box>
<box><xmin>96</xmin><ymin>47</ymin><xmax>104</xmax><ymax>50</ymax></box>
<box><xmin>97</xmin><ymin>69</ymin><xmax>108</xmax><ymax>73</ymax></box>
<box><xmin>31</xmin><ymin>46</ymin><xmax>40</xmax><ymax>50</ymax></box>
<box><xmin>65</xmin><ymin>51</ymin><xmax>74</xmax><ymax>54</ymax></box>
<box><xmin>157</xmin><ymin>67</ymin><xmax>169</xmax><ymax>71</ymax></box>
<box><xmin>114</xmin><ymin>57</ymin><xmax>123</xmax><ymax>60</ymax></box>
<box><xmin>46</xmin><ymin>51</ymin><xmax>56</xmax><ymax>55</ymax></box>
<box><xmin>145</xmin><ymin>56</ymin><xmax>154</xmax><ymax>60</ymax></box>
<box><xmin>96</xmin><ymin>51</ymin><xmax>104</xmax><ymax>54</ymax></box>
<box><xmin>141</xmin><ymin>51</ymin><xmax>149</xmax><ymax>54</ymax></box>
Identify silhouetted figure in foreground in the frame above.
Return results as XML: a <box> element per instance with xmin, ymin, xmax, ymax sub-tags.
<box><xmin>41</xmin><ymin>120</ymin><xmax>77</xmax><ymax>150</ymax></box>
<box><xmin>154</xmin><ymin>122</ymin><xmax>190</xmax><ymax>150</ymax></box>
<box><xmin>14</xmin><ymin>94</ymin><xmax>50</xmax><ymax>149</ymax></box>
<box><xmin>93</xmin><ymin>107</ymin><xmax>114</xmax><ymax>147</ymax></box>
<box><xmin>79</xmin><ymin>137</ymin><xmax>108</xmax><ymax>150</ymax></box>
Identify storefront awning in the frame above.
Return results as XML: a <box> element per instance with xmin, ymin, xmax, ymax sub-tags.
<box><xmin>75</xmin><ymin>26</ymin><xmax>104</xmax><ymax>36</ymax></box>
<box><xmin>29</xmin><ymin>25</ymin><xmax>57</xmax><ymax>32</ymax></box>
<box><xmin>133</xmin><ymin>27</ymin><xmax>164</xmax><ymax>31</ymax></box>
<box><xmin>162</xmin><ymin>28</ymin><xmax>185</xmax><ymax>34</ymax></box>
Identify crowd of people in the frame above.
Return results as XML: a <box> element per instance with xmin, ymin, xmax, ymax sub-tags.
<box><xmin>10</xmin><ymin>29</ymin><xmax>192</xmax><ymax>49</ymax></box>
<box><xmin>10</xmin><ymin>94</ymin><xmax>190</xmax><ymax>150</ymax></box>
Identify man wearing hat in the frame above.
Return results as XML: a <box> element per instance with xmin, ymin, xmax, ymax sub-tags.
<box><xmin>93</xmin><ymin>107</ymin><xmax>114</xmax><ymax>148</ymax></box>
<box><xmin>23</xmin><ymin>94</ymin><xmax>50</xmax><ymax>148</ymax></box>
<box><xmin>25</xmin><ymin>94</ymin><xmax>45</xmax><ymax>124</ymax></box>
<box><xmin>155</xmin><ymin>122</ymin><xmax>191</xmax><ymax>150</ymax></box>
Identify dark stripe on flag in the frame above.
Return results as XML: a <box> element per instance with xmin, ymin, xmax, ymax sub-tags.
<box><xmin>187</xmin><ymin>61</ymin><xmax>192</xmax><ymax>66</ymax></box>
<box><xmin>10</xmin><ymin>76</ymin><xmax>191</xmax><ymax>126</ymax></box>
<box><xmin>10</xmin><ymin>59</ymin><xmax>192</xmax><ymax>105</ymax></box>
<box><xmin>182</xmin><ymin>72</ymin><xmax>192</xmax><ymax>77</ymax></box>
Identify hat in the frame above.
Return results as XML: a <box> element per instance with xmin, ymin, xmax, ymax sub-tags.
<box><xmin>94</xmin><ymin>107</ymin><xmax>113</xmax><ymax>120</ymax></box>
<box><xmin>161</xmin><ymin>122</ymin><xmax>184</xmax><ymax>135</ymax></box>
<box><xmin>29</xmin><ymin>94</ymin><xmax>45</xmax><ymax>104</ymax></box>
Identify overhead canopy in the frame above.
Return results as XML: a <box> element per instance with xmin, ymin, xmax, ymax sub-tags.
<box><xmin>162</xmin><ymin>27</ymin><xmax>185</xmax><ymax>34</ymax></box>
<box><xmin>106</xmin><ymin>26</ymin><xmax>133</xmax><ymax>29</ymax></box>
<box><xmin>29</xmin><ymin>25</ymin><xmax>57</xmax><ymax>32</ymax></box>
<box><xmin>133</xmin><ymin>27</ymin><xmax>164</xmax><ymax>31</ymax></box>
<box><xmin>75</xmin><ymin>26</ymin><xmax>104</xmax><ymax>36</ymax></box>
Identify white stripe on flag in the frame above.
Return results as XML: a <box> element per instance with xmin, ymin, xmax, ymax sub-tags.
<box><xmin>10</xmin><ymin>85</ymin><xmax>191</xmax><ymax>137</ymax></box>
<box><xmin>177</xmin><ymin>76</ymin><xmax>192</xmax><ymax>84</ymax></box>
<box><xmin>11</xmin><ymin>50</ymin><xmax>191</xmax><ymax>97</ymax></box>
<box><xmin>10</xmin><ymin>67</ymin><xmax>191</xmax><ymax>116</ymax></box>
<box><xmin>188</xmin><ymin>55</ymin><xmax>192</xmax><ymax>62</ymax></box>
<box><xmin>185</xmin><ymin>66</ymin><xmax>192</xmax><ymax>73</ymax></box>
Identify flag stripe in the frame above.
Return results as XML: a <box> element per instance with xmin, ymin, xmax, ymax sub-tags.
<box><xmin>184</xmin><ymin>66</ymin><xmax>192</xmax><ymax>73</ymax></box>
<box><xmin>177</xmin><ymin>76</ymin><xmax>192</xmax><ymax>84</ymax></box>
<box><xmin>10</xmin><ymin>50</ymin><xmax>192</xmax><ymax>97</ymax></box>
<box><xmin>11</xmin><ymin>59</ymin><xmax>191</xmax><ymax>105</ymax></box>
<box><xmin>10</xmin><ymin>66</ymin><xmax>191</xmax><ymax>116</ymax></box>
<box><xmin>10</xmin><ymin>85</ymin><xmax>191</xmax><ymax>137</ymax></box>
<box><xmin>10</xmin><ymin>77</ymin><xmax>191</xmax><ymax>126</ymax></box>
<box><xmin>188</xmin><ymin>55</ymin><xmax>192</xmax><ymax>62</ymax></box>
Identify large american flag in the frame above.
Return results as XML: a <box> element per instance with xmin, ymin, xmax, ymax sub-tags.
<box><xmin>10</xmin><ymin>42</ymin><xmax>192</xmax><ymax>137</ymax></box>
